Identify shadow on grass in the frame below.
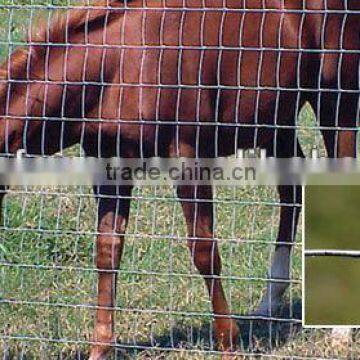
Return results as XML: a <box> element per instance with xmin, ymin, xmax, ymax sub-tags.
<box><xmin>3</xmin><ymin>299</ymin><xmax>301</xmax><ymax>359</ymax></box>
<box><xmin>111</xmin><ymin>298</ymin><xmax>303</xmax><ymax>359</ymax></box>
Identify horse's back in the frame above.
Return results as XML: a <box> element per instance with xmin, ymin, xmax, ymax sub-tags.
<box><xmin>86</xmin><ymin>0</ymin><xmax>359</xmax><ymax>156</ymax></box>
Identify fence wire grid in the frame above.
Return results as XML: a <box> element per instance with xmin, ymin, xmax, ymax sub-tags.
<box><xmin>0</xmin><ymin>1</ymin><xmax>359</xmax><ymax>359</ymax></box>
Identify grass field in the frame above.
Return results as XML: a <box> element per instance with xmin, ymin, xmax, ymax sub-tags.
<box><xmin>0</xmin><ymin>1</ymin><xmax>359</xmax><ymax>359</ymax></box>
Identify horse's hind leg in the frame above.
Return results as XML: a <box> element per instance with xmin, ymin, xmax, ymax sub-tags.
<box><xmin>255</xmin><ymin>185</ymin><xmax>302</xmax><ymax>316</ymax></box>
<box><xmin>89</xmin><ymin>185</ymin><xmax>132</xmax><ymax>360</ymax></box>
<box><xmin>177</xmin><ymin>185</ymin><xmax>240</xmax><ymax>352</ymax></box>
<box><xmin>255</xmin><ymin>135</ymin><xmax>303</xmax><ymax>316</ymax></box>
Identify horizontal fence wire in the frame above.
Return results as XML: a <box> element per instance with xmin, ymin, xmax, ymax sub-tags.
<box><xmin>305</xmin><ymin>249</ymin><xmax>360</xmax><ymax>258</ymax></box>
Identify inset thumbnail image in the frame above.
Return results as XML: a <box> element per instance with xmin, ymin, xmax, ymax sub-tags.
<box><xmin>304</xmin><ymin>186</ymin><xmax>360</xmax><ymax>326</ymax></box>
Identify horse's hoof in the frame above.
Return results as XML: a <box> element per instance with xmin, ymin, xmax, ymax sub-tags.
<box><xmin>89</xmin><ymin>347</ymin><xmax>111</xmax><ymax>360</ymax></box>
<box><xmin>215</xmin><ymin>318</ymin><xmax>240</xmax><ymax>353</ymax></box>
<box><xmin>221</xmin><ymin>352</ymin><xmax>239</xmax><ymax>360</ymax></box>
<box><xmin>90</xmin><ymin>325</ymin><xmax>115</xmax><ymax>360</ymax></box>
<box><xmin>330</xmin><ymin>328</ymin><xmax>352</xmax><ymax>348</ymax></box>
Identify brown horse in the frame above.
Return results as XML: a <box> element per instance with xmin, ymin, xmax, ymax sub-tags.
<box><xmin>0</xmin><ymin>0</ymin><xmax>358</xmax><ymax>359</ymax></box>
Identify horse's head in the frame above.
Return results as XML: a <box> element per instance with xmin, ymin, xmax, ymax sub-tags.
<box><xmin>0</xmin><ymin>2</ymin><xmax>123</xmax><ymax>157</ymax></box>
<box><xmin>0</xmin><ymin>67</ymin><xmax>8</xmax><ymax>115</ymax></box>
<box><xmin>0</xmin><ymin>62</ymin><xmax>18</xmax><ymax>204</ymax></box>
<box><xmin>0</xmin><ymin>65</ymin><xmax>9</xmax><ymax>155</ymax></box>
<box><xmin>0</xmin><ymin>67</ymin><xmax>6</xmax><ymax>204</ymax></box>
<box><xmin>0</xmin><ymin>48</ymin><xmax>31</xmax><ymax>155</ymax></box>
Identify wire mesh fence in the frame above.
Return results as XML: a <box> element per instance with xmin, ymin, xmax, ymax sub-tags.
<box><xmin>0</xmin><ymin>0</ymin><xmax>359</xmax><ymax>359</ymax></box>
<box><xmin>0</xmin><ymin>0</ymin><xmax>358</xmax><ymax>158</ymax></box>
<box><xmin>1</xmin><ymin>185</ymin><xmax>305</xmax><ymax>359</ymax></box>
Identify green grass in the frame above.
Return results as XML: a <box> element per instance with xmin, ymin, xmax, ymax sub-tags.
<box><xmin>1</xmin><ymin>185</ymin><xmax>358</xmax><ymax>359</ymax></box>
<box><xmin>0</xmin><ymin>185</ymin><xmax>304</xmax><ymax>359</ymax></box>
<box><xmin>0</xmin><ymin>2</ymin><xmax>359</xmax><ymax>359</ymax></box>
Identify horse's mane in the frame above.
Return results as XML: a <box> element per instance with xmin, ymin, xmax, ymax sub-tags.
<box><xmin>34</xmin><ymin>0</ymin><xmax>126</xmax><ymax>45</ymax></box>
<box><xmin>0</xmin><ymin>0</ymin><xmax>125</xmax><ymax>84</ymax></box>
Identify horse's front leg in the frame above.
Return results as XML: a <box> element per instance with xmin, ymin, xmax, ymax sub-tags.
<box><xmin>255</xmin><ymin>185</ymin><xmax>302</xmax><ymax>316</ymax></box>
<box><xmin>255</xmin><ymin>128</ymin><xmax>303</xmax><ymax>317</ymax></box>
<box><xmin>89</xmin><ymin>185</ymin><xmax>133</xmax><ymax>360</ymax></box>
<box><xmin>177</xmin><ymin>185</ymin><xmax>240</xmax><ymax>353</ymax></box>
